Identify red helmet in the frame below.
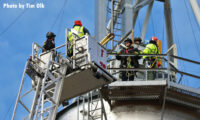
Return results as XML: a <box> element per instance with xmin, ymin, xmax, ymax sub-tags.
<box><xmin>74</xmin><ymin>20</ymin><xmax>82</xmax><ymax>26</ymax></box>
<box><xmin>151</xmin><ymin>36</ymin><xmax>158</xmax><ymax>42</ymax></box>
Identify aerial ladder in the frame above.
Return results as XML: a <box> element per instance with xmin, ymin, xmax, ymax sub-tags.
<box><xmin>12</xmin><ymin>31</ymin><xmax>116</xmax><ymax>120</ymax></box>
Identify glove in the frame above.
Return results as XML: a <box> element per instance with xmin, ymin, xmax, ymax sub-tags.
<box><xmin>157</xmin><ymin>62</ymin><xmax>162</xmax><ymax>68</ymax></box>
<box><xmin>143</xmin><ymin>58</ymin><xmax>151</xmax><ymax>68</ymax></box>
<box><xmin>116</xmin><ymin>52</ymin><xmax>121</xmax><ymax>60</ymax></box>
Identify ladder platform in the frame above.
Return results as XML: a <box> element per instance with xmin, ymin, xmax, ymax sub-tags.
<box><xmin>109</xmin><ymin>80</ymin><xmax>167</xmax><ymax>87</ymax></box>
<box><xmin>101</xmin><ymin>80</ymin><xmax>200</xmax><ymax>110</ymax></box>
<box><xmin>60</xmin><ymin>67</ymin><xmax>115</xmax><ymax>103</ymax></box>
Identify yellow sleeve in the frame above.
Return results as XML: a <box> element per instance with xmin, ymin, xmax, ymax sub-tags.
<box><xmin>143</xmin><ymin>44</ymin><xmax>151</xmax><ymax>54</ymax></box>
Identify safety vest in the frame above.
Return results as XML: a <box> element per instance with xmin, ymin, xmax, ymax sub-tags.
<box><xmin>67</xmin><ymin>26</ymin><xmax>84</xmax><ymax>42</ymax></box>
<box><xmin>143</xmin><ymin>43</ymin><xmax>159</xmax><ymax>59</ymax></box>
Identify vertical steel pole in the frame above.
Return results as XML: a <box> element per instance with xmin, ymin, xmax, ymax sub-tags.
<box><xmin>95</xmin><ymin>0</ymin><xmax>107</xmax><ymax>42</ymax></box>
<box><xmin>121</xmin><ymin>0</ymin><xmax>133</xmax><ymax>37</ymax></box>
<box><xmin>12</xmin><ymin>61</ymin><xmax>29</xmax><ymax>120</ymax></box>
<box><xmin>189</xmin><ymin>0</ymin><xmax>200</xmax><ymax>26</ymax></box>
<box><xmin>164</xmin><ymin>0</ymin><xmax>174</xmax><ymax>63</ymax></box>
<box><xmin>111</xmin><ymin>0</ymin><xmax>114</xmax><ymax>50</ymax></box>
<box><xmin>132</xmin><ymin>0</ymin><xmax>140</xmax><ymax>29</ymax></box>
<box><xmin>141</xmin><ymin>1</ymin><xmax>154</xmax><ymax>41</ymax></box>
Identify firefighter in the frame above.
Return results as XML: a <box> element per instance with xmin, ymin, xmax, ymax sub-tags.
<box><xmin>116</xmin><ymin>38</ymin><xmax>141</xmax><ymax>81</ymax></box>
<box><xmin>133</xmin><ymin>37</ymin><xmax>142</xmax><ymax>50</ymax></box>
<box><xmin>43</xmin><ymin>32</ymin><xmax>56</xmax><ymax>52</ymax></box>
<box><xmin>134</xmin><ymin>37</ymin><xmax>142</xmax><ymax>45</ymax></box>
<box><xmin>143</xmin><ymin>36</ymin><xmax>160</xmax><ymax>80</ymax></box>
<box><xmin>67</xmin><ymin>20</ymin><xmax>90</xmax><ymax>57</ymax></box>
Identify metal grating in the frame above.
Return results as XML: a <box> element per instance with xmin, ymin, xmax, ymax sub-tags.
<box><xmin>102</xmin><ymin>80</ymin><xmax>200</xmax><ymax>110</ymax></box>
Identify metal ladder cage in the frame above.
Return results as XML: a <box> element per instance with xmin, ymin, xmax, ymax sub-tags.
<box><xmin>76</xmin><ymin>89</ymin><xmax>107</xmax><ymax>120</ymax></box>
<box><xmin>12</xmin><ymin>42</ymin><xmax>69</xmax><ymax>120</ymax></box>
<box><xmin>88</xmin><ymin>89</ymin><xmax>107</xmax><ymax>120</ymax></box>
<box><xmin>106</xmin><ymin>0</ymin><xmax>123</xmax><ymax>50</ymax></box>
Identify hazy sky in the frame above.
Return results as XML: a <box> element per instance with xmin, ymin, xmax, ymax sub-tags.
<box><xmin>0</xmin><ymin>0</ymin><xmax>200</xmax><ymax>119</ymax></box>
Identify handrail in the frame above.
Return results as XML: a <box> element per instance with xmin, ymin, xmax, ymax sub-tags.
<box><xmin>170</xmin><ymin>55</ymin><xmax>200</xmax><ymax>65</ymax></box>
<box><xmin>107</xmin><ymin>68</ymin><xmax>167</xmax><ymax>71</ymax></box>
<box><xmin>107</xmin><ymin>53</ymin><xmax>167</xmax><ymax>57</ymax></box>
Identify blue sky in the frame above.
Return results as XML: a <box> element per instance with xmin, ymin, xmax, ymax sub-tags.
<box><xmin>0</xmin><ymin>0</ymin><xmax>200</xmax><ymax>119</ymax></box>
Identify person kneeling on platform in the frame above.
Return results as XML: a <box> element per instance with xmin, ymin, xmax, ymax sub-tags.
<box><xmin>116</xmin><ymin>38</ymin><xmax>141</xmax><ymax>81</ymax></box>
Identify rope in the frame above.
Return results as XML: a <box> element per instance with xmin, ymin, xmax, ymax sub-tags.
<box><xmin>0</xmin><ymin>10</ymin><xmax>27</xmax><ymax>37</ymax></box>
<box><xmin>2</xmin><ymin>95</ymin><xmax>17</xmax><ymax>120</ymax></box>
<box><xmin>50</xmin><ymin>0</ymin><xmax>68</xmax><ymax>30</ymax></box>
<box><xmin>0</xmin><ymin>0</ymin><xmax>38</xmax><ymax>37</ymax></box>
<box><xmin>150</xmin><ymin>58</ymin><xmax>157</xmax><ymax>68</ymax></box>
<box><xmin>56</xmin><ymin>1</ymin><xmax>67</xmax><ymax>38</ymax></box>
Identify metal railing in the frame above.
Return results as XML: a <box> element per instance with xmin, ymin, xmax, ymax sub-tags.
<box><xmin>107</xmin><ymin>44</ymin><xmax>200</xmax><ymax>85</ymax></box>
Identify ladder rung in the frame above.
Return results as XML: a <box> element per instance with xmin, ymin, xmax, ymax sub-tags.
<box><xmin>115</xmin><ymin>22</ymin><xmax>121</xmax><ymax>24</ymax></box>
<box><xmin>114</xmin><ymin>28</ymin><xmax>121</xmax><ymax>30</ymax></box>
<box><xmin>90</xmin><ymin>108</ymin><xmax>102</xmax><ymax>112</ymax></box>
<box><xmin>93</xmin><ymin>116</ymin><xmax>101</xmax><ymax>119</ymax></box>
<box><xmin>113</xmin><ymin>40</ymin><xmax>120</xmax><ymax>42</ymax></box>
<box><xmin>91</xmin><ymin>99</ymin><xmax>100</xmax><ymax>102</ymax></box>
<box><xmin>113</xmin><ymin>0</ymin><xmax>121</xmax><ymax>3</ymax></box>
<box><xmin>114</xmin><ymin>34</ymin><xmax>121</xmax><ymax>36</ymax></box>
<box><xmin>113</xmin><ymin>9</ymin><xmax>121</xmax><ymax>12</ymax></box>
<box><xmin>113</xmin><ymin>16</ymin><xmax>121</xmax><ymax>19</ymax></box>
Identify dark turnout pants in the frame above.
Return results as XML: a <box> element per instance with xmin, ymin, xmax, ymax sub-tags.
<box><xmin>147</xmin><ymin>59</ymin><xmax>156</xmax><ymax>80</ymax></box>
<box><xmin>121</xmin><ymin>71</ymin><xmax>135</xmax><ymax>81</ymax></box>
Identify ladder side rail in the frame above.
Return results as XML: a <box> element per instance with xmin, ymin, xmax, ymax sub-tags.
<box><xmin>83</xmin><ymin>96</ymin><xmax>85</xmax><ymax>120</ymax></box>
<box><xmin>48</xmin><ymin>65</ymin><xmax>67</xmax><ymax>120</ymax></box>
<box><xmin>34</xmin><ymin>53</ymin><xmax>53</xmax><ymax>120</ymax></box>
<box><xmin>87</xmin><ymin>93</ymin><xmax>90</xmax><ymax>120</ymax></box>
<box><xmin>77</xmin><ymin>96</ymin><xmax>80</xmax><ymax>120</ymax></box>
<box><xmin>100</xmin><ymin>91</ymin><xmax>107</xmax><ymax>120</ymax></box>
<box><xmin>29</xmin><ymin>76</ymin><xmax>42</xmax><ymax>120</ymax></box>
<box><xmin>12</xmin><ymin>61</ymin><xmax>29</xmax><ymax>120</ymax></box>
<box><xmin>32</xmin><ymin>42</ymin><xmax>43</xmax><ymax>61</ymax></box>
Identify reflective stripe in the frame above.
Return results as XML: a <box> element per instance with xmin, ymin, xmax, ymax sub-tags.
<box><xmin>146</xmin><ymin>46</ymin><xmax>157</xmax><ymax>54</ymax></box>
<box><xmin>144</xmin><ymin>44</ymin><xmax>158</xmax><ymax>54</ymax></box>
<box><xmin>143</xmin><ymin>43</ymin><xmax>158</xmax><ymax>59</ymax></box>
<box><xmin>78</xmin><ymin>27</ymin><xmax>81</xmax><ymax>34</ymax></box>
<box><xmin>67</xmin><ymin>26</ymin><xmax>84</xmax><ymax>42</ymax></box>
